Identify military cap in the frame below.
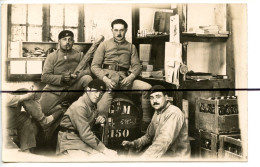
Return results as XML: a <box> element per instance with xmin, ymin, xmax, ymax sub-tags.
<box><xmin>88</xmin><ymin>79</ymin><xmax>106</xmax><ymax>92</ymax></box>
<box><xmin>58</xmin><ymin>30</ymin><xmax>74</xmax><ymax>40</ymax></box>
<box><xmin>149</xmin><ymin>85</ymin><xmax>168</xmax><ymax>96</ymax></box>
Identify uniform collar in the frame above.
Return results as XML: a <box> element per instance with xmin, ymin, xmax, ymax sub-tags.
<box><xmin>112</xmin><ymin>38</ymin><xmax>127</xmax><ymax>44</ymax></box>
<box><xmin>156</xmin><ymin>102</ymin><xmax>171</xmax><ymax>115</ymax></box>
<box><xmin>58</xmin><ymin>48</ymin><xmax>73</xmax><ymax>54</ymax></box>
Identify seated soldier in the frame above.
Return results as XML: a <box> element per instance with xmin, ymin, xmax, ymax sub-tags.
<box><xmin>56</xmin><ymin>79</ymin><xmax>117</xmax><ymax>159</ymax></box>
<box><xmin>91</xmin><ymin>19</ymin><xmax>152</xmax><ymax>124</ymax></box>
<box><xmin>40</xmin><ymin>30</ymin><xmax>93</xmax><ymax>116</ymax></box>
<box><xmin>4</xmin><ymin>88</ymin><xmax>62</xmax><ymax>153</ymax></box>
<box><xmin>122</xmin><ymin>85</ymin><xmax>191</xmax><ymax>159</ymax></box>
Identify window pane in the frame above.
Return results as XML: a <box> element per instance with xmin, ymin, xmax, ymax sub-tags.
<box><xmin>10</xmin><ymin>42</ymin><xmax>21</xmax><ymax>58</ymax></box>
<box><xmin>28</xmin><ymin>4</ymin><xmax>43</xmax><ymax>25</ymax></box>
<box><xmin>50</xmin><ymin>4</ymin><xmax>64</xmax><ymax>26</ymax></box>
<box><xmin>65</xmin><ymin>4</ymin><xmax>79</xmax><ymax>27</ymax></box>
<box><xmin>11</xmin><ymin>4</ymin><xmax>26</xmax><ymax>24</ymax></box>
<box><xmin>11</xmin><ymin>26</ymin><xmax>26</xmax><ymax>41</ymax></box>
<box><xmin>27</xmin><ymin>61</ymin><xmax>43</xmax><ymax>74</ymax></box>
<box><xmin>28</xmin><ymin>26</ymin><xmax>42</xmax><ymax>41</ymax></box>
<box><xmin>10</xmin><ymin>61</ymin><xmax>26</xmax><ymax>74</ymax></box>
<box><xmin>50</xmin><ymin>26</ymin><xmax>63</xmax><ymax>42</ymax></box>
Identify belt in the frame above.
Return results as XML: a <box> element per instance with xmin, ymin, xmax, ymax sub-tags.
<box><xmin>103</xmin><ymin>64</ymin><xmax>128</xmax><ymax>72</ymax></box>
<box><xmin>59</xmin><ymin>126</ymin><xmax>78</xmax><ymax>134</ymax></box>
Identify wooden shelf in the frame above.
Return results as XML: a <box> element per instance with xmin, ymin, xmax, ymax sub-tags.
<box><xmin>180</xmin><ymin>79</ymin><xmax>233</xmax><ymax>90</ymax></box>
<box><xmin>7</xmin><ymin>74</ymin><xmax>41</xmax><ymax>81</ymax></box>
<box><xmin>134</xmin><ymin>35</ymin><xmax>169</xmax><ymax>44</ymax></box>
<box><xmin>181</xmin><ymin>33</ymin><xmax>229</xmax><ymax>42</ymax></box>
<box><xmin>7</xmin><ymin>57</ymin><xmax>46</xmax><ymax>61</ymax></box>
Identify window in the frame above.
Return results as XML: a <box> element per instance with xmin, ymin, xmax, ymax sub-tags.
<box><xmin>7</xmin><ymin>4</ymin><xmax>85</xmax><ymax>81</ymax></box>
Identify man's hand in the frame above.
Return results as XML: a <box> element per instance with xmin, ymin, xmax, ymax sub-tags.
<box><xmin>103</xmin><ymin>148</ymin><xmax>118</xmax><ymax>157</ymax></box>
<box><xmin>120</xmin><ymin>73</ymin><xmax>135</xmax><ymax>88</ymax></box>
<box><xmin>103</xmin><ymin>76</ymin><xmax>117</xmax><ymax>89</ymax></box>
<box><xmin>61</xmin><ymin>72</ymin><xmax>71</xmax><ymax>82</ymax></box>
<box><xmin>70</xmin><ymin>73</ymin><xmax>78</xmax><ymax>79</ymax></box>
<box><xmin>95</xmin><ymin>115</ymin><xmax>106</xmax><ymax>124</ymax></box>
<box><xmin>122</xmin><ymin>140</ymin><xmax>135</xmax><ymax>148</ymax></box>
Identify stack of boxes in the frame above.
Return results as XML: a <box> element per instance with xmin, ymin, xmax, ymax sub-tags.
<box><xmin>195</xmin><ymin>96</ymin><xmax>243</xmax><ymax>160</ymax></box>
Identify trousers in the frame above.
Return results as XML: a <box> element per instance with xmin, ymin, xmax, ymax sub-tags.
<box><xmin>97</xmin><ymin>79</ymin><xmax>152</xmax><ymax>122</ymax></box>
<box><xmin>40</xmin><ymin>75</ymin><xmax>93</xmax><ymax>116</ymax></box>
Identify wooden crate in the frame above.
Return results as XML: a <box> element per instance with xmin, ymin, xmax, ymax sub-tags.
<box><xmin>219</xmin><ymin>134</ymin><xmax>245</xmax><ymax>160</ymax></box>
<box><xmin>195</xmin><ymin>97</ymin><xmax>239</xmax><ymax>134</ymax></box>
<box><xmin>199</xmin><ymin>130</ymin><xmax>219</xmax><ymax>159</ymax></box>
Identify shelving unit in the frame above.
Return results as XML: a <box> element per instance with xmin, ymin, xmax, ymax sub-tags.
<box><xmin>6</xmin><ymin>42</ymin><xmax>92</xmax><ymax>81</ymax></box>
<box><xmin>132</xmin><ymin>5</ymin><xmax>235</xmax><ymax>157</ymax></box>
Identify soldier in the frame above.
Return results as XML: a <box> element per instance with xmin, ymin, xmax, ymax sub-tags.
<box><xmin>4</xmin><ymin>88</ymin><xmax>62</xmax><ymax>153</ymax></box>
<box><xmin>56</xmin><ymin>79</ymin><xmax>117</xmax><ymax>158</ymax></box>
<box><xmin>91</xmin><ymin>19</ymin><xmax>152</xmax><ymax>123</ymax></box>
<box><xmin>40</xmin><ymin>30</ymin><xmax>93</xmax><ymax>116</ymax></box>
<box><xmin>122</xmin><ymin>85</ymin><xmax>191</xmax><ymax>159</ymax></box>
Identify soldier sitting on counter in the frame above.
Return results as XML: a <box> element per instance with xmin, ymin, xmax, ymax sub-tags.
<box><xmin>40</xmin><ymin>30</ymin><xmax>93</xmax><ymax>117</ymax></box>
<box><xmin>91</xmin><ymin>19</ymin><xmax>152</xmax><ymax>124</ymax></box>
<box><xmin>122</xmin><ymin>85</ymin><xmax>191</xmax><ymax>159</ymax></box>
<box><xmin>56</xmin><ymin>79</ymin><xmax>117</xmax><ymax>159</ymax></box>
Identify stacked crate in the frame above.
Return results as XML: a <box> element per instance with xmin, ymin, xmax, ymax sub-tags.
<box><xmin>219</xmin><ymin>134</ymin><xmax>244</xmax><ymax>160</ymax></box>
<box><xmin>195</xmin><ymin>96</ymin><xmax>241</xmax><ymax>159</ymax></box>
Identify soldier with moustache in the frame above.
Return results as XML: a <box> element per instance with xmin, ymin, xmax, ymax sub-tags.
<box><xmin>40</xmin><ymin>30</ymin><xmax>93</xmax><ymax>116</ymax></box>
<box><xmin>122</xmin><ymin>85</ymin><xmax>191</xmax><ymax>159</ymax></box>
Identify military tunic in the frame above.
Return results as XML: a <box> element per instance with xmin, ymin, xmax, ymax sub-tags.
<box><xmin>40</xmin><ymin>48</ymin><xmax>92</xmax><ymax>115</ymax></box>
<box><xmin>133</xmin><ymin>102</ymin><xmax>191</xmax><ymax>159</ymax></box>
<box><xmin>56</xmin><ymin>93</ymin><xmax>106</xmax><ymax>154</ymax></box>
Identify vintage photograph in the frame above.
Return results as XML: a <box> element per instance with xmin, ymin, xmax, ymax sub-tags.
<box><xmin>1</xmin><ymin>2</ymin><xmax>248</xmax><ymax>163</ymax></box>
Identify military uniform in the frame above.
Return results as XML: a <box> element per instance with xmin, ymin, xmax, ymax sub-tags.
<box><xmin>40</xmin><ymin>48</ymin><xmax>92</xmax><ymax>115</ymax></box>
<box><xmin>91</xmin><ymin>38</ymin><xmax>152</xmax><ymax>119</ymax></box>
<box><xmin>133</xmin><ymin>102</ymin><xmax>191</xmax><ymax>159</ymax></box>
<box><xmin>5</xmin><ymin>94</ymin><xmax>39</xmax><ymax>151</ymax></box>
<box><xmin>56</xmin><ymin>93</ymin><xmax>106</xmax><ymax>155</ymax></box>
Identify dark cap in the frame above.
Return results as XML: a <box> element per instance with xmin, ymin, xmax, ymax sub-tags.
<box><xmin>88</xmin><ymin>79</ymin><xmax>106</xmax><ymax>91</ymax></box>
<box><xmin>58</xmin><ymin>30</ymin><xmax>74</xmax><ymax>40</ymax></box>
<box><xmin>149</xmin><ymin>85</ymin><xmax>167</xmax><ymax>96</ymax></box>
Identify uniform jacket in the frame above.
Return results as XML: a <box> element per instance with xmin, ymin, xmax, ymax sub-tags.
<box><xmin>134</xmin><ymin>102</ymin><xmax>191</xmax><ymax>159</ymax></box>
<box><xmin>91</xmin><ymin>38</ymin><xmax>142</xmax><ymax>82</ymax></box>
<box><xmin>56</xmin><ymin>93</ymin><xmax>106</xmax><ymax>154</ymax></box>
<box><xmin>41</xmin><ymin>49</ymin><xmax>91</xmax><ymax>94</ymax></box>
<box><xmin>5</xmin><ymin>94</ymin><xmax>28</xmax><ymax>129</ymax></box>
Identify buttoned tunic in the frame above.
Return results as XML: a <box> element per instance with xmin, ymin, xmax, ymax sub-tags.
<box><xmin>91</xmin><ymin>38</ymin><xmax>142</xmax><ymax>80</ymax></box>
<box><xmin>134</xmin><ymin>102</ymin><xmax>191</xmax><ymax>158</ymax></box>
<box><xmin>56</xmin><ymin>93</ymin><xmax>106</xmax><ymax>154</ymax></box>
<box><xmin>42</xmin><ymin>48</ymin><xmax>90</xmax><ymax>92</ymax></box>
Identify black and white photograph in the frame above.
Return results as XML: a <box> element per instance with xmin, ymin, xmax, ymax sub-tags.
<box><xmin>0</xmin><ymin>0</ymin><xmax>252</xmax><ymax>165</ymax></box>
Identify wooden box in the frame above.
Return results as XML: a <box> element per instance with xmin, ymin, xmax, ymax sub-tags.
<box><xmin>199</xmin><ymin>130</ymin><xmax>219</xmax><ymax>159</ymax></box>
<box><xmin>195</xmin><ymin>97</ymin><xmax>240</xmax><ymax>134</ymax></box>
<box><xmin>219</xmin><ymin>134</ymin><xmax>245</xmax><ymax>160</ymax></box>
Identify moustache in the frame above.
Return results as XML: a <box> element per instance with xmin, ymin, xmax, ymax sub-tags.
<box><xmin>153</xmin><ymin>103</ymin><xmax>160</xmax><ymax>105</ymax></box>
<box><xmin>117</xmin><ymin>35</ymin><xmax>122</xmax><ymax>37</ymax></box>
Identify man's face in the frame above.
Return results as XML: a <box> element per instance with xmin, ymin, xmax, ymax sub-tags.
<box><xmin>86</xmin><ymin>88</ymin><xmax>104</xmax><ymax>104</ymax></box>
<box><xmin>59</xmin><ymin>36</ymin><xmax>74</xmax><ymax>51</ymax></box>
<box><xmin>149</xmin><ymin>92</ymin><xmax>168</xmax><ymax>110</ymax></box>
<box><xmin>111</xmin><ymin>23</ymin><xmax>127</xmax><ymax>42</ymax></box>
